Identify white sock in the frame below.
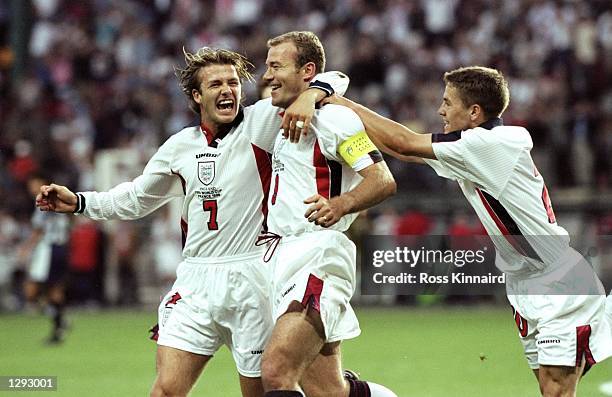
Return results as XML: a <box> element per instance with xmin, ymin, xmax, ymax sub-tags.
<box><xmin>367</xmin><ymin>382</ymin><xmax>398</xmax><ymax>397</ymax></box>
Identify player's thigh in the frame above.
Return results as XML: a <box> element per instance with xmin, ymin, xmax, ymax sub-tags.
<box><xmin>153</xmin><ymin>345</ymin><xmax>210</xmax><ymax>395</ymax></box>
<box><xmin>300</xmin><ymin>341</ymin><xmax>347</xmax><ymax>397</ymax></box>
<box><xmin>238</xmin><ymin>375</ymin><xmax>264</xmax><ymax>397</ymax></box>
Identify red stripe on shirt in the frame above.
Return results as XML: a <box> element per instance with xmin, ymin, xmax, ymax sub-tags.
<box><xmin>476</xmin><ymin>188</ymin><xmax>532</xmax><ymax>258</ymax></box>
<box><xmin>180</xmin><ymin>218</ymin><xmax>188</xmax><ymax>249</ymax></box>
<box><xmin>200</xmin><ymin>123</ymin><xmax>215</xmax><ymax>145</ymax></box>
<box><xmin>251</xmin><ymin>144</ymin><xmax>273</xmax><ymax>231</ymax></box>
<box><xmin>313</xmin><ymin>140</ymin><xmax>330</xmax><ymax>199</ymax></box>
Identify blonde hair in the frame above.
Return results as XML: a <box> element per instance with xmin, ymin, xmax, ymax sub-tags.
<box><xmin>267</xmin><ymin>31</ymin><xmax>326</xmax><ymax>73</ymax></box>
<box><xmin>175</xmin><ymin>47</ymin><xmax>254</xmax><ymax>114</ymax></box>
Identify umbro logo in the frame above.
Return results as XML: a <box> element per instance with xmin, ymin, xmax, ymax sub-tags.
<box><xmin>196</xmin><ymin>153</ymin><xmax>219</xmax><ymax>159</ymax></box>
<box><xmin>281</xmin><ymin>284</ymin><xmax>296</xmax><ymax>298</ymax></box>
<box><xmin>251</xmin><ymin>350</ymin><xmax>264</xmax><ymax>355</ymax></box>
<box><xmin>537</xmin><ymin>339</ymin><xmax>561</xmax><ymax>345</ymax></box>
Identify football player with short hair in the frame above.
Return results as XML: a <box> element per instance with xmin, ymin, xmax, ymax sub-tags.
<box><xmin>259</xmin><ymin>31</ymin><xmax>398</xmax><ymax>397</ymax></box>
<box><xmin>36</xmin><ymin>46</ymin><xmax>349</xmax><ymax>397</ymax></box>
<box><xmin>322</xmin><ymin>65</ymin><xmax>612</xmax><ymax>397</ymax></box>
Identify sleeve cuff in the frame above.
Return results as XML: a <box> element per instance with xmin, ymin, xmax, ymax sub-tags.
<box><xmin>308</xmin><ymin>80</ymin><xmax>334</xmax><ymax>97</ymax></box>
<box><xmin>73</xmin><ymin>193</ymin><xmax>86</xmax><ymax>214</ymax></box>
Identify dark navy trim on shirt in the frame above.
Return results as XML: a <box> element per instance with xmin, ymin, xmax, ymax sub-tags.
<box><xmin>431</xmin><ymin>118</ymin><xmax>504</xmax><ymax>143</ymax></box>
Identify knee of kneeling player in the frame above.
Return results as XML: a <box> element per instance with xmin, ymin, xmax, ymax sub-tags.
<box><xmin>261</xmin><ymin>354</ymin><xmax>298</xmax><ymax>390</ymax></box>
<box><xmin>151</xmin><ymin>376</ymin><xmax>188</xmax><ymax>397</ymax></box>
<box><xmin>539</xmin><ymin>369</ymin><xmax>577</xmax><ymax>396</ymax></box>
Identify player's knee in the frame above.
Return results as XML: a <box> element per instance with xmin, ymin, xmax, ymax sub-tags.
<box><xmin>539</xmin><ymin>367</ymin><xmax>578</xmax><ymax>397</ymax></box>
<box><xmin>150</xmin><ymin>376</ymin><xmax>188</xmax><ymax>397</ymax></box>
<box><xmin>261</xmin><ymin>347</ymin><xmax>297</xmax><ymax>390</ymax></box>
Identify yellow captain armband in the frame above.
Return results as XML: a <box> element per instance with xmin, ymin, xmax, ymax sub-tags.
<box><xmin>338</xmin><ymin>131</ymin><xmax>378</xmax><ymax>167</ymax></box>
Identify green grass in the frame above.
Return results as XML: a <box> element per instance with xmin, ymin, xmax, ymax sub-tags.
<box><xmin>0</xmin><ymin>307</ymin><xmax>610</xmax><ymax>396</ymax></box>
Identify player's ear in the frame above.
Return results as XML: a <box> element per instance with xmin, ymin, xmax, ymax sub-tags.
<box><xmin>469</xmin><ymin>104</ymin><xmax>482</xmax><ymax>122</ymax></box>
<box><xmin>302</xmin><ymin>62</ymin><xmax>317</xmax><ymax>81</ymax></box>
<box><xmin>192</xmin><ymin>89</ymin><xmax>202</xmax><ymax>104</ymax></box>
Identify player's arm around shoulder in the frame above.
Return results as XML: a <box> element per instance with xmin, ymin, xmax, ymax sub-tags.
<box><xmin>323</xmin><ymin>94</ymin><xmax>435</xmax><ymax>159</ymax></box>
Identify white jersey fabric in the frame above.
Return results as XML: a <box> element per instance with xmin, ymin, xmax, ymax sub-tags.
<box><xmin>79</xmin><ymin>72</ymin><xmax>349</xmax><ymax>258</ymax></box>
<box><xmin>74</xmin><ymin>72</ymin><xmax>350</xmax><ymax>373</ymax></box>
<box><xmin>265</xmin><ymin>104</ymin><xmax>382</xmax><ymax>342</ymax></box>
<box><xmin>424</xmin><ymin>118</ymin><xmax>612</xmax><ymax>369</ymax></box>
<box><xmin>267</xmin><ymin>104</ymin><xmax>377</xmax><ymax>236</ymax></box>
<box><xmin>81</xmin><ymin>99</ymin><xmax>278</xmax><ymax>257</ymax></box>
<box><xmin>425</xmin><ymin>118</ymin><xmax>571</xmax><ymax>277</ymax></box>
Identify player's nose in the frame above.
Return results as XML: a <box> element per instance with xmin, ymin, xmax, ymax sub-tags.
<box><xmin>220</xmin><ymin>83</ymin><xmax>232</xmax><ymax>95</ymax></box>
<box><xmin>262</xmin><ymin>67</ymin><xmax>273</xmax><ymax>82</ymax></box>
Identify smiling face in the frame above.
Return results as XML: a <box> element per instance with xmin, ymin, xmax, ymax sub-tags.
<box><xmin>192</xmin><ymin>64</ymin><xmax>241</xmax><ymax>129</ymax></box>
<box><xmin>437</xmin><ymin>84</ymin><xmax>475</xmax><ymax>133</ymax></box>
<box><xmin>263</xmin><ymin>42</ymin><xmax>311</xmax><ymax>108</ymax></box>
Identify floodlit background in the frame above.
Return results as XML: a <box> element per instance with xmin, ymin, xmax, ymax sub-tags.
<box><xmin>0</xmin><ymin>0</ymin><xmax>611</xmax><ymax>396</ymax></box>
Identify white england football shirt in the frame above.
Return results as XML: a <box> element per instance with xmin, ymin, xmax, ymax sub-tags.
<box><xmin>77</xmin><ymin>72</ymin><xmax>349</xmax><ymax>258</ymax></box>
<box><xmin>80</xmin><ymin>99</ymin><xmax>281</xmax><ymax>257</ymax></box>
<box><xmin>267</xmin><ymin>104</ymin><xmax>382</xmax><ymax>236</ymax></box>
<box><xmin>424</xmin><ymin>118</ymin><xmax>570</xmax><ymax>276</ymax></box>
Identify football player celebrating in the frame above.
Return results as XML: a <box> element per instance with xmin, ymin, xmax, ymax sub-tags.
<box><xmin>36</xmin><ymin>46</ymin><xmax>349</xmax><ymax>397</ymax></box>
<box><xmin>259</xmin><ymin>31</ymin><xmax>398</xmax><ymax>397</ymax></box>
<box><xmin>322</xmin><ymin>66</ymin><xmax>612</xmax><ymax>397</ymax></box>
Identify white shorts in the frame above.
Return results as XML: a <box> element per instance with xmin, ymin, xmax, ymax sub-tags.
<box><xmin>29</xmin><ymin>243</ymin><xmax>52</xmax><ymax>282</ymax></box>
<box><xmin>29</xmin><ymin>242</ymin><xmax>67</xmax><ymax>283</ymax></box>
<box><xmin>507</xmin><ymin>253</ymin><xmax>612</xmax><ymax>370</ymax></box>
<box><xmin>269</xmin><ymin>230</ymin><xmax>361</xmax><ymax>343</ymax></box>
<box><xmin>156</xmin><ymin>251</ymin><xmax>273</xmax><ymax>377</ymax></box>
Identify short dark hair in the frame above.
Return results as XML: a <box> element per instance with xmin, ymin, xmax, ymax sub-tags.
<box><xmin>443</xmin><ymin>66</ymin><xmax>510</xmax><ymax>120</ymax></box>
<box><xmin>175</xmin><ymin>47</ymin><xmax>254</xmax><ymax>114</ymax></box>
<box><xmin>267</xmin><ymin>31</ymin><xmax>326</xmax><ymax>73</ymax></box>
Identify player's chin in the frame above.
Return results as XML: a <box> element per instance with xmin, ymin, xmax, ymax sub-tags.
<box><xmin>215</xmin><ymin>111</ymin><xmax>237</xmax><ymax>124</ymax></box>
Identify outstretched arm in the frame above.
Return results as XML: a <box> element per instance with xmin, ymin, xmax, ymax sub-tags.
<box><xmin>36</xmin><ymin>174</ymin><xmax>182</xmax><ymax>220</ymax></box>
<box><xmin>304</xmin><ymin>161</ymin><xmax>396</xmax><ymax>227</ymax></box>
<box><xmin>36</xmin><ymin>138</ymin><xmax>183</xmax><ymax>220</ymax></box>
<box><xmin>324</xmin><ymin>95</ymin><xmax>435</xmax><ymax>160</ymax></box>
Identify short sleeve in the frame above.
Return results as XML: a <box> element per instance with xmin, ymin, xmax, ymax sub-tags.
<box><xmin>242</xmin><ymin>98</ymin><xmax>282</xmax><ymax>153</ymax></box>
<box><xmin>432</xmin><ymin>126</ymin><xmax>531</xmax><ymax>197</ymax></box>
<box><xmin>423</xmin><ymin>158</ymin><xmax>457</xmax><ymax>180</ymax></box>
<box><xmin>316</xmin><ymin>104</ymin><xmax>382</xmax><ymax>171</ymax></box>
<box><xmin>310</xmin><ymin>71</ymin><xmax>350</xmax><ymax>97</ymax></box>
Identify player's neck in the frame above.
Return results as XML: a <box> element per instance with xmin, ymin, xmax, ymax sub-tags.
<box><xmin>200</xmin><ymin>121</ymin><xmax>219</xmax><ymax>137</ymax></box>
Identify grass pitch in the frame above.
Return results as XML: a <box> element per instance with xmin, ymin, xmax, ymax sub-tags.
<box><xmin>0</xmin><ymin>307</ymin><xmax>610</xmax><ymax>396</ymax></box>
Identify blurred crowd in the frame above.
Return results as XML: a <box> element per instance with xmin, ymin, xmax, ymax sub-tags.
<box><xmin>1</xmin><ymin>0</ymin><xmax>612</xmax><ymax>306</ymax></box>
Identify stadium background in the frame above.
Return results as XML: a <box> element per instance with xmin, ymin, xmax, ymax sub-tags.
<box><xmin>0</xmin><ymin>0</ymin><xmax>611</xmax><ymax>395</ymax></box>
